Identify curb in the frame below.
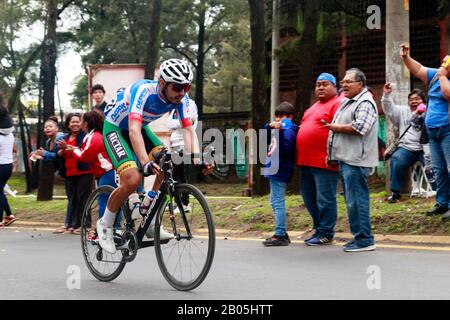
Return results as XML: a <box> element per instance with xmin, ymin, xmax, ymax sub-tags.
<box><xmin>6</xmin><ymin>223</ymin><xmax>450</xmax><ymax>247</ymax></box>
<box><xmin>211</xmin><ymin>229</ymin><xmax>450</xmax><ymax>247</ymax></box>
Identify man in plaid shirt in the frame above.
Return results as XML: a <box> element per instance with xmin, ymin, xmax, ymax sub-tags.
<box><xmin>324</xmin><ymin>68</ymin><xmax>379</xmax><ymax>252</ymax></box>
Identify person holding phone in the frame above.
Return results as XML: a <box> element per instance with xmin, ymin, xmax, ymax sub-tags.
<box><xmin>401</xmin><ymin>44</ymin><xmax>450</xmax><ymax>220</ymax></box>
<box><xmin>381</xmin><ymin>83</ymin><xmax>435</xmax><ymax>203</ymax></box>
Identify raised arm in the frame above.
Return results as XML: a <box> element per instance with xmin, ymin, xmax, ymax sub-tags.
<box><xmin>400</xmin><ymin>44</ymin><xmax>428</xmax><ymax>84</ymax></box>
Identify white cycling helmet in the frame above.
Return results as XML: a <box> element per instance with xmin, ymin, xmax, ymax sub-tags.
<box><xmin>159</xmin><ymin>59</ymin><xmax>193</xmax><ymax>84</ymax></box>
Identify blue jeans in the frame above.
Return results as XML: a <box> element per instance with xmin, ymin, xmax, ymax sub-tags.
<box><xmin>339</xmin><ymin>162</ymin><xmax>374</xmax><ymax>247</ymax></box>
<box><xmin>98</xmin><ymin>170</ymin><xmax>117</xmax><ymax>219</ymax></box>
<box><xmin>390</xmin><ymin>147</ymin><xmax>424</xmax><ymax>192</ymax></box>
<box><xmin>0</xmin><ymin>163</ymin><xmax>13</xmax><ymax>221</ymax></box>
<box><xmin>299</xmin><ymin>167</ymin><xmax>338</xmax><ymax>239</ymax></box>
<box><xmin>269</xmin><ymin>179</ymin><xmax>287</xmax><ymax>237</ymax></box>
<box><xmin>427</xmin><ymin>124</ymin><xmax>450</xmax><ymax>208</ymax></box>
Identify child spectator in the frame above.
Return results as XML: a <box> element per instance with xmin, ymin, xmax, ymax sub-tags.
<box><xmin>262</xmin><ymin>102</ymin><xmax>298</xmax><ymax>246</ymax></box>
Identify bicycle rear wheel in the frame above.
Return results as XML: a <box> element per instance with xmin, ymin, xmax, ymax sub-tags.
<box><xmin>81</xmin><ymin>185</ymin><xmax>128</xmax><ymax>282</ymax></box>
<box><xmin>154</xmin><ymin>183</ymin><xmax>215</xmax><ymax>291</ymax></box>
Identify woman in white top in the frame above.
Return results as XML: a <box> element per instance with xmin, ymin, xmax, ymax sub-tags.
<box><xmin>0</xmin><ymin>94</ymin><xmax>16</xmax><ymax>227</ymax></box>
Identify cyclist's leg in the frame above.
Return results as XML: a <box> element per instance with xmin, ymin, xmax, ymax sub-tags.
<box><xmin>103</xmin><ymin>121</ymin><xmax>141</xmax><ymax>216</ymax></box>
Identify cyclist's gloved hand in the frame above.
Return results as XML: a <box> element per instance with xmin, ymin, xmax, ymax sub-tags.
<box><xmin>142</xmin><ymin>161</ymin><xmax>161</xmax><ymax>177</ymax></box>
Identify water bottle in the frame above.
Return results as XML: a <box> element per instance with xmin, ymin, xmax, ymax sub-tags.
<box><xmin>128</xmin><ymin>193</ymin><xmax>141</xmax><ymax>220</ymax></box>
<box><xmin>140</xmin><ymin>190</ymin><xmax>157</xmax><ymax>215</ymax></box>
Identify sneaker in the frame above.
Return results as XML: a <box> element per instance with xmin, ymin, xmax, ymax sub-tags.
<box><xmin>174</xmin><ymin>204</ymin><xmax>192</xmax><ymax>214</ymax></box>
<box><xmin>145</xmin><ymin>220</ymin><xmax>173</xmax><ymax>241</ymax></box>
<box><xmin>426</xmin><ymin>204</ymin><xmax>448</xmax><ymax>216</ymax></box>
<box><xmin>343</xmin><ymin>243</ymin><xmax>376</xmax><ymax>252</ymax></box>
<box><xmin>305</xmin><ymin>236</ymin><xmax>335</xmax><ymax>246</ymax></box>
<box><xmin>387</xmin><ymin>192</ymin><xmax>401</xmax><ymax>203</ymax></box>
<box><xmin>302</xmin><ymin>229</ymin><xmax>316</xmax><ymax>242</ymax></box>
<box><xmin>442</xmin><ymin>210</ymin><xmax>450</xmax><ymax>222</ymax></box>
<box><xmin>262</xmin><ymin>235</ymin><xmax>290</xmax><ymax>247</ymax></box>
<box><xmin>343</xmin><ymin>240</ymin><xmax>355</xmax><ymax>248</ymax></box>
<box><xmin>96</xmin><ymin>219</ymin><xmax>117</xmax><ymax>254</ymax></box>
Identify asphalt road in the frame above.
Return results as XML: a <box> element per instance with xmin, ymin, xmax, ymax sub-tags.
<box><xmin>1</xmin><ymin>228</ymin><xmax>450</xmax><ymax>300</ymax></box>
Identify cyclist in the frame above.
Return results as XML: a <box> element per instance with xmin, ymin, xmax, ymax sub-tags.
<box><xmin>98</xmin><ymin>59</ymin><xmax>212</xmax><ymax>254</ymax></box>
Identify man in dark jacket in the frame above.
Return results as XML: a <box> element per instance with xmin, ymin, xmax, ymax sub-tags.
<box><xmin>91</xmin><ymin>84</ymin><xmax>107</xmax><ymax>114</ymax></box>
<box><xmin>262</xmin><ymin>102</ymin><xmax>298</xmax><ymax>246</ymax></box>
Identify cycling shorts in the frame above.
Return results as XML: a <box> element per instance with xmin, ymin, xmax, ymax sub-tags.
<box><xmin>103</xmin><ymin>120</ymin><xmax>163</xmax><ymax>176</ymax></box>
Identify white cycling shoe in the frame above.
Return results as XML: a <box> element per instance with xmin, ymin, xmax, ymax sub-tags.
<box><xmin>173</xmin><ymin>204</ymin><xmax>192</xmax><ymax>214</ymax></box>
<box><xmin>145</xmin><ymin>219</ymin><xmax>173</xmax><ymax>241</ymax></box>
<box><xmin>96</xmin><ymin>219</ymin><xmax>117</xmax><ymax>254</ymax></box>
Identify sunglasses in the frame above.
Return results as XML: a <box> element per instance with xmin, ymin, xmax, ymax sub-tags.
<box><xmin>170</xmin><ymin>82</ymin><xmax>191</xmax><ymax>93</ymax></box>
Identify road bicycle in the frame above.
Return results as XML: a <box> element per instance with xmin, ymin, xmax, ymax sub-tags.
<box><xmin>80</xmin><ymin>148</ymin><xmax>216</xmax><ymax>291</ymax></box>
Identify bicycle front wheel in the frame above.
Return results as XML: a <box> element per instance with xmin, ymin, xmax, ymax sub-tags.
<box><xmin>81</xmin><ymin>185</ymin><xmax>128</xmax><ymax>282</ymax></box>
<box><xmin>154</xmin><ymin>183</ymin><xmax>215</xmax><ymax>291</ymax></box>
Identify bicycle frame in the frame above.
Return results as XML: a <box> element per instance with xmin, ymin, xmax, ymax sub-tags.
<box><xmin>129</xmin><ymin>150</ymin><xmax>187</xmax><ymax>249</ymax></box>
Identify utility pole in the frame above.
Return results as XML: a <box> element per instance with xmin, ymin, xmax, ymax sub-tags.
<box><xmin>386</xmin><ymin>0</ymin><xmax>411</xmax><ymax>103</ymax></box>
<box><xmin>271</xmin><ymin>0</ymin><xmax>280</xmax><ymax>121</ymax></box>
<box><xmin>385</xmin><ymin>0</ymin><xmax>411</xmax><ymax>192</ymax></box>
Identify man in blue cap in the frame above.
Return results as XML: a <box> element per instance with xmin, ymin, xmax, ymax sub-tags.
<box><xmin>296</xmin><ymin>72</ymin><xmax>342</xmax><ymax>246</ymax></box>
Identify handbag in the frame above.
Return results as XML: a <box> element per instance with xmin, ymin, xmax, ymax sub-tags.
<box><xmin>420</xmin><ymin>124</ymin><xmax>429</xmax><ymax>144</ymax></box>
<box><xmin>384</xmin><ymin>124</ymin><xmax>412</xmax><ymax>161</ymax></box>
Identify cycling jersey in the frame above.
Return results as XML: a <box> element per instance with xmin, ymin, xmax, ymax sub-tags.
<box><xmin>105</xmin><ymin>80</ymin><xmax>193</xmax><ymax>130</ymax></box>
<box><xmin>103</xmin><ymin>79</ymin><xmax>193</xmax><ymax>176</ymax></box>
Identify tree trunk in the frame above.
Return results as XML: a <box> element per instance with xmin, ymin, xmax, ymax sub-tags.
<box><xmin>145</xmin><ymin>0</ymin><xmax>162</xmax><ymax>79</ymax></box>
<box><xmin>248</xmin><ymin>0</ymin><xmax>269</xmax><ymax>196</ymax></box>
<box><xmin>294</xmin><ymin>0</ymin><xmax>320</xmax><ymax>123</ymax></box>
<box><xmin>17</xmin><ymin>106</ymin><xmax>33</xmax><ymax>193</ymax></box>
<box><xmin>41</xmin><ymin>0</ymin><xmax>57</xmax><ymax>122</ymax></box>
<box><xmin>38</xmin><ymin>0</ymin><xmax>58</xmax><ymax>201</ymax></box>
<box><xmin>195</xmin><ymin>0</ymin><xmax>206</xmax><ymax>118</ymax></box>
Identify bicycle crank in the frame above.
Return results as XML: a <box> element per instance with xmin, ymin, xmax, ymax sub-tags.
<box><xmin>119</xmin><ymin>230</ymin><xmax>138</xmax><ymax>262</ymax></box>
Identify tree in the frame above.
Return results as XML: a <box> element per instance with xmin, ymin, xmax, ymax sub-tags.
<box><xmin>161</xmin><ymin>0</ymin><xmax>239</xmax><ymax>117</ymax></box>
<box><xmin>145</xmin><ymin>0</ymin><xmax>162</xmax><ymax>78</ymax></box>
<box><xmin>248</xmin><ymin>0</ymin><xmax>269</xmax><ymax>196</ymax></box>
<box><xmin>38</xmin><ymin>0</ymin><xmax>78</xmax><ymax>201</ymax></box>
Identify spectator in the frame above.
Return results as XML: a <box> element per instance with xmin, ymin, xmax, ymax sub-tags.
<box><xmin>262</xmin><ymin>102</ymin><xmax>298</xmax><ymax>247</ymax></box>
<box><xmin>401</xmin><ymin>44</ymin><xmax>450</xmax><ymax>220</ymax></box>
<box><xmin>325</xmin><ymin>68</ymin><xmax>378</xmax><ymax>252</ymax></box>
<box><xmin>65</xmin><ymin>110</ymin><xmax>117</xmax><ymax>223</ymax></box>
<box><xmin>57</xmin><ymin>113</ymin><xmax>94</xmax><ymax>234</ymax></box>
<box><xmin>0</xmin><ymin>92</ymin><xmax>16</xmax><ymax>227</ymax></box>
<box><xmin>30</xmin><ymin>117</ymin><xmax>68</xmax><ymax>233</ymax></box>
<box><xmin>166</xmin><ymin>98</ymin><xmax>198</xmax><ymax>212</ymax></box>
<box><xmin>91</xmin><ymin>84</ymin><xmax>107</xmax><ymax>114</ymax></box>
<box><xmin>297</xmin><ymin>73</ymin><xmax>341</xmax><ymax>245</ymax></box>
<box><xmin>382</xmin><ymin>84</ymin><xmax>435</xmax><ymax>202</ymax></box>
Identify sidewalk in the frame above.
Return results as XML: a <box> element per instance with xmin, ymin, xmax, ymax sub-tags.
<box><xmin>6</xmin><ymin>221</ymin><xmax>450</xmax><ymax>247</ymax></box>
<box><xmin>211</xmin><ymin>228</ymin><xmax>450</xmax><ymax>247</ymax></box>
